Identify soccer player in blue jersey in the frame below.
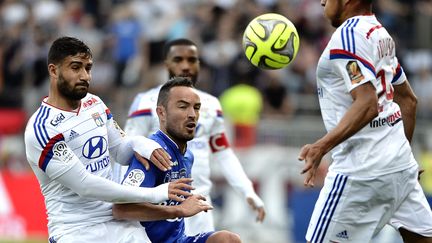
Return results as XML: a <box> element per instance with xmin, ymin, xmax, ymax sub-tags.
<box><xmin>113</xmin><ymin>77</ymin><xmax>241</xmax><ymax>243</ymax></box>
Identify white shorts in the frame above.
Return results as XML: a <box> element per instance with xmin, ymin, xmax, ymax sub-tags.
<box><xmin>53</xmin><ymin>220</ymin><xmax>150</xmax><ymax>243</ymax></box>
<box><xmin>184</xmin><ymin>195</ymin><xmax>215</xmax><ymax>236</ymax></box>
<box><xmin>306</xmin><ymin>166</ymin><xmax>432</xmax><ymax>243</ymax></box>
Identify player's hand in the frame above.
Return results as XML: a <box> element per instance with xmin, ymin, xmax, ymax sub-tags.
<box><xmin>133</xmin><ymin>152</ymin><xmax>150</xmax><ymax>170</ymax></box>
<box><xmin>150</xmin><ymin>148</ymin><xmax>173</xmax><ymax>171</ymax></box>
<box><xmin>168</xmin><ymin>178</ymin><xmax>194</xmax><ymax>202</ymax></box>
<box><xmin>247</xmin><ymin>197</ymin><xmax>266</xmax><ymax>222</ymax></box>
<box><xmin>298</xmin><ymin>143</ymin><xmax>325</xmax><ymax>187</ymax></box>
<box><xmin>177</xmin><ymin>194</ymin><xmax>213</xmax><ymax>217</ymax></box>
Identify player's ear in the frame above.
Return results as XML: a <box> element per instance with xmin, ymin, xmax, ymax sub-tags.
<box><xmin>48</xmin><ymin>63</ymin><xmax>58</xmax><ymax>78</ymax></box>
<box><xmin>156</xmin><ymin>105</ymin><xmax>166</xmax><ymax>122</ymax></box>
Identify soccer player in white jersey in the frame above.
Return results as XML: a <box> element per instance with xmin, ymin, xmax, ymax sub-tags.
<box><xmin>112</xmin><ymin>38</ymin><xmax>265</xmax><ymax>235</ymax></box>
<box><xmin>24</xmin><ymin>37</ymin><xmax>207</xmax><ymax>243</ymax></box>
<box><xmin>298</xmin><ymin>0</ymin><xmax>432</xmax><ymax>242</ymax></box>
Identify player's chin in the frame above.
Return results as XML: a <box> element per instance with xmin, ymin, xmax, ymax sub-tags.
<box><xmin>183</xmin><ymin>130</ymin><xmax>195</xmax><ymax>140</ymax></box>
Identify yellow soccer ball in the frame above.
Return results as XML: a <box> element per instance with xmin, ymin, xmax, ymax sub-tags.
<box><xmin>243</xmin><ymin>13</ymin><xmax>300</xmax><ymax>69</ymax></box>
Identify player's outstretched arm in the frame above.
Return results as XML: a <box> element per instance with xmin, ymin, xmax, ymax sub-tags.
<box><xmin>112</xmin><ymin>194</ymin><xmax>213</xmax><ymax>221</ymax></box>
<box><xmin>56</xmin><ymin>161</ymin><xmax>171</xmax><ymax>203</ymax></box>
<box><xmin>57</xmin><ymin>163</ymin><xmax>193</xmax><ymax>203</ymax></box>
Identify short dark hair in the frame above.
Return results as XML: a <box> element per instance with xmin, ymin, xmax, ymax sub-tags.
<box><xmin>48</xmin><ymin>36</ymin><xmax>92</xmax><ymax>65</ymax></box>
<box><xmin>162</xmin><ymin>38</ymin><xmax>197</xmax><ymax>60</ymax></box>
<box><xmin>157</xmin><ymin>77</ymin><xmax>195</xmax><ymax>108</ymax></box>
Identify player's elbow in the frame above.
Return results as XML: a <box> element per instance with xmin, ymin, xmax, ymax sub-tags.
<box><xmin>112</xmin><ymin>204</ymin><xmax>128</xmax><ymax>220</ymax></box>
<box><xmin>76</xmin><ymin>186</ymin><xmax>93</xmax><ymax>199</ymax></box>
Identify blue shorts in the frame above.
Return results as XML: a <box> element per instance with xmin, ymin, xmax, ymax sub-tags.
<box><xmin>177</xmin><ymin>231</ymin><xmax>215</xmax><ymax>243</ymax></box>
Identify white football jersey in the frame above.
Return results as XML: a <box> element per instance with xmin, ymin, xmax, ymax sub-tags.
<box><xmin>25</xmin><ymin>94</ymin><xmax>122</xmax><ymax>236</ymax></box>
<box><xmin>113</xmin><ymin>85</ymin><xmax>228</xmax><ymax>196</ymax></box>
<box><xmin>317</xmin><ymin>15</ymin><xmax>417</xmax><ymax>177</ymax></box>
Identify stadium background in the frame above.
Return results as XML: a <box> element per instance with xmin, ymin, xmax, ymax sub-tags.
<box><xmin>0</xmin><ymin>0</ymin><xmax>430</xmax><ymax>242</ymax></box>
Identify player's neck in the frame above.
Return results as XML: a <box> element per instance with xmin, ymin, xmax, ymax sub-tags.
<box><xmin>342</xmin><ymin>4</ymin><xmax>373</xmax><ymax>21</ymax></box>
<box><xmin>46</xmin><ymin>93</ymin><xmax>81</xmax><ymax>111</ymax></box>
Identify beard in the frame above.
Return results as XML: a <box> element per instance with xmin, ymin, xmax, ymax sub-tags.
<box><xmin>166</xmin><ymin>124</ymin><xmax>195</xmax><ymax>144</ymax></box>
<box><xmin>57</xmin><ymin>73</ymin><xmax>88</xmax><ymax>101</ymax></box>
<box><xmin>168</xmin><ymin>71</ymin><xmax>198</xmax><ymax>86</ymax></box>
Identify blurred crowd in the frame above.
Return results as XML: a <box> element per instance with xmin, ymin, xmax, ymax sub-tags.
<box><xmin>0</xmin><ymin>0</ymin><xmax>431</xmax><ymax>166</ymax></box>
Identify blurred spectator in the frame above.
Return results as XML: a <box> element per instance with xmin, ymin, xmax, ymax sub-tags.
<box><xmin>414</xmin><ymin>0</ymin><xmax>432</xmax><ymax>49</ymax></box>
<box><xmin>419</xmin><ymin>136</ymin><xmax>432</xmax><ymax>207</ymax></box>
<box><xmin>109</xmin><ymin>4</ymin><xmax>143</xmax><ymax>88</ymax></box>
<box><xmin>261</xmin><ymin>70</ymin><xmax>294</xmax><ymax>118</ymax></box>
<box><xmin>405</xmin><ymin>50</ymin><xmax>432</xmax><ymax>119</ymax></box>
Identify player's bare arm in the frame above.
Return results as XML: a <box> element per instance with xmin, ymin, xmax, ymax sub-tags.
<box><xmin>299</xmin><ymin>82</ymin><xmax>378</xmax><ymax>187</ymax></box>
<box><xmin>112</xmin><ymin>194</ymin><xmax>213</xmax><ymax>221</ymax></box>
<box><xmin>393</xmin><ymin>79</ymin><xmax>418</xmax><ymax>143</ymax></box>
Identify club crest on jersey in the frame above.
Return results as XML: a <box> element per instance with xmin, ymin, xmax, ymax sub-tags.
<box><xmin>92</xmin><ymin>112</ymin><xmax>104</xmax><ymax>127</ymax></box>
<box><xmin>123</xmin><ymin>169</ymin><xmax>145</xmax><ymax>187</ymax></box>
<box><xmin>346</xmin><ymin>61</ymin><xmax>364</xmax><ymax>84</ymax></box>
<box><xmin>50</xmin><ymin>113</ymin><xmax>65</xmax><ymax>127</ymax></box>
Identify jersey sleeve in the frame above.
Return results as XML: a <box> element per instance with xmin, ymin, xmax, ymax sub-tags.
<box><xmin>25</xmin><ymin>118</ymin><xmax>78</xmax><ymax>180</ymax></box>
<box><xmin>122</xmin><ymin>156</ymin><xmax>157</xmax><ymax>188</ymax></box>
<box><xmin>391</xmin><ymin>57</ymin><xmax>407</xmax><ymax>85</ymax></box>
<box><xmin>329</xmin><ymin>24</ymin><xmax>377</xmax><ymax>92</ymax></box>
<box><xmin>208</xmin><ymin>97</ymin><xmax>231</xmax><ymax>154</ymax></box>
<box><xmin>124</xmin><ymin>93</ymin><xmax>154</xmax><ymax>136</ymax></box>
<box><xmin>105</xmin><ymin>108</ymin><xmax>125</xmax><ymax>149</ymax></box>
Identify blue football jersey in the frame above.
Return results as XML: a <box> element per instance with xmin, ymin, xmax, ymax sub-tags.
<box><xmin>122</xmin><ymin>130</ymin><xmax>193</xmax><ymax>243</ymax></box>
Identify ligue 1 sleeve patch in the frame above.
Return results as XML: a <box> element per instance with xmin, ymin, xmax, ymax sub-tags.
<box><xmin>53</xmin><ymin>141</ymin><xmax>74</xmax><ymax>163</ymax></box>
<box><xmin>123</xmin><ymin>169</ymin><xmax>145</xmax><ymax>187</ymax></box>
<box><xmin>346</xmin><ymin>61</ymin><xmax>364</xmax><ymax>84</ymax></box>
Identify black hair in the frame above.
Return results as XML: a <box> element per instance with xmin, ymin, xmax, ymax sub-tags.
<box><xmin>47</xmin><ymin>36</ymin><xmax>92</xmax><ymax>65</ymax></box>
<box><xmin>157</xmin><ymin>77</ymin><xmax>195</xmax><ymax>108</ymax></box>
<box><xmin>162</xmin><ymin>38</ymin><xmax>197</xmax><ymax>60</ymax></box>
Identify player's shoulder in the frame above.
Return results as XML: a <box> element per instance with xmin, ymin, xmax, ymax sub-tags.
<box><xmin>25</xmin><ymin>102</ymin><xmax>65</xmax><ymax>147</ymax></box>
<box><xmin>128</xmin><ymin>86</ymin><xmax>161</xmax><ymax>114</ymax></box>
<box><xmin>331</xmin><ymin>15</ymin><xmax>381</xmax><ymax>49</ymax></box>
<box><xmin>196</xmin><ymin>89</ymin><xmax>222</xmax><ymax>108</ymax></box>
